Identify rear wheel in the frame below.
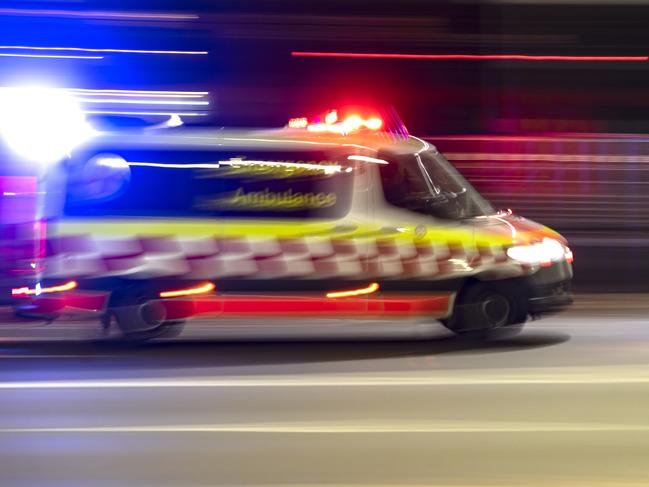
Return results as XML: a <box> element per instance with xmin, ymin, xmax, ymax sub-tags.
<box><xmin>113</xmin><ymin>316</ymin><xmax>186</xmax><ymax>342</ymax></box>
<box><xmin>444</xmin><ymin>282</ymin><xmax>527</xmax><ymax>338</ymax></box>
<box><xmin>107</xmin><ymin>285</ymin><xmax>186</xmax><ymax>341</ymax></box>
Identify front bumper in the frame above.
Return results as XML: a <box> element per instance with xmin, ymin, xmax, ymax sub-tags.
<box><xmin>525</xmin><ymin>261</ymin><xmax>573</xmax><ymax>314</ymax></box>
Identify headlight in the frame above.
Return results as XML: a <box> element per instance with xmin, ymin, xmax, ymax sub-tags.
<box><xmin>506</xmin><ymin>238</ymin><xmax>571</xmax><ymax>266</ymax></box>
<box><xmin>0</xmin><ymin>86</ymin><xmax>94</xmax><ymax>164</ymax></box>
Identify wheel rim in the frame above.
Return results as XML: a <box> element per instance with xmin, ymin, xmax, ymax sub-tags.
<box><xmin>480</xmin><ymin>294</ymin><xmax>510</xmax><ymax>328</ymax></box>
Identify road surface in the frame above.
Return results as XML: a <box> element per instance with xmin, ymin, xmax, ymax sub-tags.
<box><xmin>1</xmin><ymin>295</ymin><xmax>649</xmax><ymax>486</ymax></box>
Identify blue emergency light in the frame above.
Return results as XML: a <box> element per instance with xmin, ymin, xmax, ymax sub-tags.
<box><xmin>0</xmin><ymin>86</ymin><xmax>94</xmax><ymax>164</ymax></box>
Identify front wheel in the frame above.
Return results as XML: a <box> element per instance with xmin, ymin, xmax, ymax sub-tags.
<box><xmin>444</xmin><ymin>282</ymin><xmax>527</xmax><ymax>337</ymax></box>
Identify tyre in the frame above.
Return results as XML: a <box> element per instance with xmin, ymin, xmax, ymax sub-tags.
<box><xmin>109</xmin><ymin>290</ymin><xmax>186</xmax><ymax>341</ymax></box>
<box><xmin>444</xmin><ymin>282</ymin><xmax>527</xmax><ymax>337</ymax></box>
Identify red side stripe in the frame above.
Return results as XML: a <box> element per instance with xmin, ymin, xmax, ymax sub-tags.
<box><xmin>163</xmin><ymin>294</ymin><xmax>452</xmax><ymax>320</ymax></box>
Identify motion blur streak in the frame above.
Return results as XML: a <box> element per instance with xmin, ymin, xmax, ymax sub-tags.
<box><xmin>0</xmin><ymin>9</ymin><xmax>198</xmax><ymax>20</ymax></box>
<box><xmin>84</xmin><ymin>111</ymin><xmax>207</xmax><ymax>117</ymax></box>
<box><xmin>219</xmin><ymin>160</ymin><xmax>343</xmax><ymax>173</ymax></box>
<box><xmin>68</xmin><ymin>89</ymin><xmax>209</xmax><ymax>96</ymax></box>
<box><xmin>73</xmin><ymin>92</ymin><xmax>205</xmax><ymax>99</ymax></box>
<box><xmin>11</xmin><ymin>281</ymin><xmax>77</xmax><ymax>297</ymax></box>
<box><xmin>78</xmin><ymin>98</ymin><xmax>209</xmax><ymax>106</ymax></box>
<box><xmin>347</xmin><ymin>155</ymin><xmax>389</xmax><ymax>165</ymax></box>
<box><xmin>160</xmin><ymin>282</ymin><xmax>215</xmax><ymax>298</ymax></box>
<box><xmin>326</xmin><ymin>283</ymin><xmax>380</xmax><ymax>299</ymax></box>
<box><xmin>0</xmin><ymin>53</ymin><xmax>102</xmax><ymax>60</ymax></box>
<box><xmin>432</xmin><ymin>134</ymin><xmax>649</xmax><ymax>142</ymax></box>
<box><xmin>5</xmin><ymin>422</ymin><xmax>649</xmax><ymax>434</ymax></box>
<box><xmin>444</xmin><ymin>153</ymin><xmax>649</xmax><ymax>163</ymax></box>
<box><xmin>126</xmin><ymin>161</ymin><xmax>221</xmax><ymax>169</ymax></box>
<box><xmin>0</xmin><ymin>46</ymin><xmax>207</xmax><ymax>55</ymax></box>
<box><xmin>292</xmin><ymin>52</ymin><xmax>649</xmax><ymax>62</ymax></box>
<box><xmin>3</xmin><ymin>365</ymin><xmax>649</xmax><ymax>388</ymax></box>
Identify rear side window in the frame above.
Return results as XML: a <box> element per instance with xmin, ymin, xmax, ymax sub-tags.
<box><xmin>64</xmin><ymin>149</ymin><xmax>355</xmax><ymax>219</ymax></box>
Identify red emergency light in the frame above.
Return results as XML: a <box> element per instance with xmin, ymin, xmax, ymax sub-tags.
<box><xmin>287</xmin><ymin>109</ymin><xmax>383</xmax><ymax>135</ymax></box>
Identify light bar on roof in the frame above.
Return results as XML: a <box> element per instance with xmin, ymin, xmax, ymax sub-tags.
<box><xmin>288</xmin><ymin>110</ymin><xmax>383</xmax><ymax>135</ymax></box>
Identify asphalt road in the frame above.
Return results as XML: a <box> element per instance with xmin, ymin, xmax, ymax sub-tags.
<box><xmin>1</xmin><ymin>295</ymin><xmax>649</xmax><ymax>486</ymax></box>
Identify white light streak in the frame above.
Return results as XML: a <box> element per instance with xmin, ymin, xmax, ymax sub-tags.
<box><xmin>221</xmin><ymin>137</ymin><xmax>339</xmax><ymax>147</ymax></box>
<box><xmin>0</xmin><ymin>366</ymin><xmax>649</xmax><ymax>388</ymax></box>
<box><xmin>84</xmin><ymin>110</ymin><xmax>207</xmax><ymax>117</ymax></box>
<box><xmin>122</xmin><ymin>159</ymin><xmax>342</xmax><ymax>173</ymax></box>
<box><xmin>74</xmin><ymin>92</ymin><xmax>205</xmax><ymax>99</ymax></box>
<box><xmin>0</xmin><ymin>53</ymin><xmax>102</xmax><ymax>60</ymax></box>
<box><xmin>0</xmin><ymin>46</ymin><xmax>207</xmax><ymax>55</ymax></box>
<box><xmin>67</xmin><ymin>88</ymin><xmax>209</xmax><ymax>96</ymax></box>
<box><xmin>3</xmin><ymin>421</ymin><xmax>649</xmax><ymax>434</ymax></box>
<box><xmin>347</xmin><ymin>155</ymin><xmax>388</xmax><ymax>165</ymax></box>
<box><xmin>78</xmin><ymin>98</ymin><xmax>209</xmax><ymax>106</ymax></box>
<box><xmin>133</xmin><ymin>114</ymin><xmax>185</xmax><ymax>130</ymax></box>
<box><xmin>0</xmin><ymin>9</ymin><xmax>199</xmax><ymax>20</ymax></box>
<box><xmin>219</xmin><ymin>159</ymin><xmax>342</xmax><ymax>173</ymax></box>
<box><xmin>127</xmin><ymin>162</ymin><xmax>221</xmax><ymax>169</ymax></box>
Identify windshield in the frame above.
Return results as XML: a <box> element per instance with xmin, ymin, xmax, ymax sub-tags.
<box><xmin>379</xmin><ymin>148</ymin><xmax>494</xmax><ymax>219</ymax></box>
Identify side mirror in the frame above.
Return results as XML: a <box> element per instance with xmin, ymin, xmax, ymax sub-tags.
<box><xmin>423</xmin><ymin>191</ymin><xmax>463</xmax><ymax>219</ymax></box>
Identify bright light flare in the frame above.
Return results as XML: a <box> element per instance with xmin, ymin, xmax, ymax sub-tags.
<box><xmin>288</xmin><ymin>117</ymin><xmax>308</xmax><ymax>129</ymax></box>
<box><xmin>160</xmin><ymin>282</ymin><xmax>215</xmax><ymax>298</ymax></box>
<box><xmin>304</xmin><ymin>114</ymin><xmax>384</xmax><ymax>135</ymax></box>
<box><xmin>324</xmin><ymin>110</ymin><xmax>338</xmax><ymax>124</ymax></box>
<box><xmin>565</xmin><ymin>247</ymin><xmax>574</xmax><ymax>264</ymax></box>
<box><xmin>326</xmin><ymin>282</ymin><xmax>380</xmax><ymax>299</ymax></box>
<box><xmin>365</xmin><ymin>117</ymin><xmax>383</xmax><ymax>130</ymax></box>
<box><xmin>342</xmin><ymin>115</ymin><xmax>363</xmax><ymax>132</ymax></box>
<box><xmin>12</xmin><ymin>280</ymin><xmax>77</xmax><ymax>297</ymax></box>
<box><xmin>506</xmin><ymin>238</ymin><xmax>568</xmax><ymax>266</ymax></box>
<box><xmin>0</xmin><ymin>87</ymin><xmax>94</xmax><ymax>163</ymax></box>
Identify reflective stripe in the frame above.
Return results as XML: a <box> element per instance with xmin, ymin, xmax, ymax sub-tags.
<box><xmin>44</xmin><ymin>230</ymin><xmax>520</xmax><ymax>280</ymax></box>
<box><xmin>55</xmin><ymin>218</ymin><xmax>510</xmax><ymax>245</ymax></box>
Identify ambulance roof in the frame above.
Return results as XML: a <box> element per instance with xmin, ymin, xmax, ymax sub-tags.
<box><xmin>78</xmin><ymin>127</ymin><xmax>434</xmax><ymax>156</ymax></box>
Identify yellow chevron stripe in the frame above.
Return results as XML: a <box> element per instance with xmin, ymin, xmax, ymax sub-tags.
<box><xmin>54</xmin><ymin>218</ymin><xmax>512</xmax><ymax>245</ymax></box>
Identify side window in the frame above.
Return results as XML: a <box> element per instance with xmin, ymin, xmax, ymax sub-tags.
<box><xmin>378</xmin><ymin>153</ymin><xmax>430</xmax><ymax>211</ymax></box>
<box><xmin>378</xmin><ymin>149</ymin><xmax>495</xmax><ymax>219</ymax></box>
<box><xmin>64</xmin><ymin>149</ymin><xmax>355</xmax><ymax>219</ymax></box>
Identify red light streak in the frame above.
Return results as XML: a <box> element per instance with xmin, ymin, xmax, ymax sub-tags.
<box><xmin>292</xmin><ymin>52</ymin><xmax>649</xmax><ymax>62</ymax></box>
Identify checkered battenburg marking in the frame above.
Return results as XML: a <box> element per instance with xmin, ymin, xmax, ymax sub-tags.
<box><xmin>44</xmin><ymin>234</ymin><xmax>522</xmax><ymax>280</ymax></box>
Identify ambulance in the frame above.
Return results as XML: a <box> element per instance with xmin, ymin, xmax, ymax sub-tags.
<box><xmin>6</xmin><ymin>99</ymin><xmax>573</xmax><ymax>340</ymax></box>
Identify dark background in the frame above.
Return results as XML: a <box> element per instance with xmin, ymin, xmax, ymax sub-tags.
<box><xmin>3</xmin><ymin>0</ymin><xmax>649</xmax><ymax>133</ymax></box>
<box><xmin>3</xmin><ymin>0</ymin><xmax>649</xmax><ymax>290</ymax></box>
